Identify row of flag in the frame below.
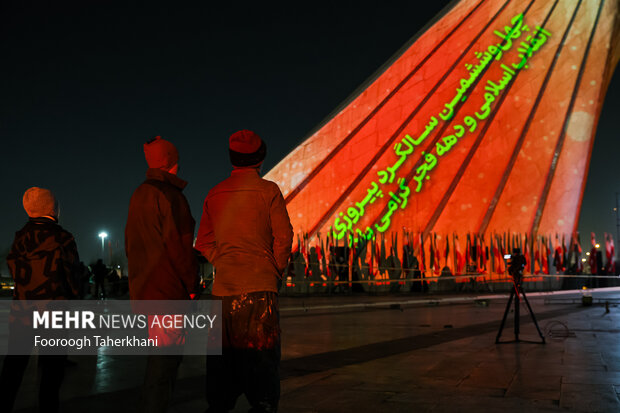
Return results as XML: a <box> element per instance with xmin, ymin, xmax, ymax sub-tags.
<box><xmin>288</xmin><ymin>230</ymin><xmax>617</xmax><ymax>282</ymax></box>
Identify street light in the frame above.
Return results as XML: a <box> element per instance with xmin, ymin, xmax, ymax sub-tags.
<box><xmin>98</xmin><ymin>232</ymin><xmax>108</xmax><ymax>261</ymax></box>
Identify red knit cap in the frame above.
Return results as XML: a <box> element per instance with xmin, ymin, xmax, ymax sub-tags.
<box><xmin>143</xmin><ymin>136</ymin><xmax>179</xmax><ymax>170</ymax></box>
<box><xmin>229</xmin><ymin>130</ymin><xmax>266</xmax><ymax>167</ymax></box>
<box><xmin>23</xmin><ymin>187</ymin><xmax>58</xmax><ymax>218</ymax></box>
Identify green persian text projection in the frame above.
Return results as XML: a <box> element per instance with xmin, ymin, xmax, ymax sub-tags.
<box><xmin>330</xmin><ymin>13</ymin><xmax>551</xmax><ymax>244</ymax></box>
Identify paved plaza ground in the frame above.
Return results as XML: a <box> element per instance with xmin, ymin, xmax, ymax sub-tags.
<box><xmin>4</xmin><ymin>287</ymin><xmax>620</xmax><ymax>412</ymax></box>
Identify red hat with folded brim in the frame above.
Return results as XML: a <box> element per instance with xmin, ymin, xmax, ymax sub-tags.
<box><xmin>229</xmin><ymin>130</ymin><xmax>266</xmax><ymax>167</ymax></box>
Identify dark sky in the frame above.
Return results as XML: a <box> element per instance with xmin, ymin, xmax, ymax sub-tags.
<box><xmin>1</xmin><ymin>0</ymin><xmax>618</xmax><ymax>265</ymax></box>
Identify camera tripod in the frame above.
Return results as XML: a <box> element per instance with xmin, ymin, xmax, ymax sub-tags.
<box><xmin>495</xmin><ymin>275</ymin><xmax>545</xmax><ymax>344</ymax></box>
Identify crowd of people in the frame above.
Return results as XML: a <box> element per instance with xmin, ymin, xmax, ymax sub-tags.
<box><xmin>1</xmin><ymin>130</ymin><xmax>292</xmax><ymax>413</ymax></box>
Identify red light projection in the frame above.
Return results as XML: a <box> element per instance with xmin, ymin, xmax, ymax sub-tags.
<box><xmin>265</xmin><ymin>0</ymin><xmax>619</xmax><ymax>273</ymax></box>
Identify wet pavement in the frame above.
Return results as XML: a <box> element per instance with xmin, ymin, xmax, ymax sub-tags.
<box><xmin>4</xmin><ymin>287</ymin><xmax>620</xmax><ymax>412</ymax></box>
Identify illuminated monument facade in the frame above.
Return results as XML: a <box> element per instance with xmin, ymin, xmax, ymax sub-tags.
<box><xmin>266</xmin><ymin>0</ymin><xmax>619</xmax><ymax>276</ymax></box>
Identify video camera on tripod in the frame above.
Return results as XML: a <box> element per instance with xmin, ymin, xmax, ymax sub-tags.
<box><xmin>496</xmin><ymin>247</ymin><xmax>545</xmax><ymax>344</ymax></box>
<box><xmin>506</xmin><ymin>248</ymin><xmax>526</xmax><ymax>286</ymax></box>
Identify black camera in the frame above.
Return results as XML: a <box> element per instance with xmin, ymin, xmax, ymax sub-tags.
<box><xmin>508</xmin><ymin>248</ymin><xmax>525</xmax><ymax>282</ymax></box>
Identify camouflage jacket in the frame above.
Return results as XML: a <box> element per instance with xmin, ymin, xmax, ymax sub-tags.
<box><xmin>7</xmin><ymin>217</ymin><xmax>80</xmax><ymax>300</ymax></box>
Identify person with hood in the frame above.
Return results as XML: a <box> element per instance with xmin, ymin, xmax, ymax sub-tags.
<box><xmin>0</xmin><ymin>187</ymin><xmax>80</xmax><ymax>413</ymax></box>
<box><xmin>125</xmin><ymin>136</ymin><xmax>199</xmax><ymax>412</ymax></box>
<box><xmin>196</xmin><ymin>130</ymin><xmax>293</xmax><ymax>413</ymax></box>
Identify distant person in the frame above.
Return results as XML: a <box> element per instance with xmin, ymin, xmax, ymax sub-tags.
<box><xmin>335</xmin><ymin>250</ymin><xmax>348</xmax><ymax>293</ymax></box>
<box><xmin>0</xmin><ymin>187</ymin><xmax>80</xmax><ymax>413</ymax></box>
<box><xmin>438</xmin><ymin>266</ymin><xmax>456</xmax><ymax>292</ymax></box>
<box><xmin>351</xmin><ymin>243</ymin><xmax>367</xmax><ymax>293</ymax></box>
<box><xmin>77</xmin><ymin>261</ymin><xmax>91</xmax><ymax>299</ymax></box>
<box><xmin>309</xmin><ymin>247</ymin><xmax>320</xmax><ymax>282</ymax></box>
<box><xmin>196</xmin><ymin>130</ymin><xmax>293</xmax><ymax>413</ymax></box>
<box><xmin>410</xmin><ymin>258</ymin><xmax>426</xmax><ymax>293</ymax></box>
<box><xmin>92</xmin><ymin>258</ymin><xmax>108</xmax><ymax>299</ymax></box>
<box><xmin>125</xmin><ymin>136</ymin><xmax>199</xmax><ymax>413</ymax></box>
<box><xmin>387</xmin><ymin>248</ymin><xmax>402</xmax><ymax>293</ymax></box>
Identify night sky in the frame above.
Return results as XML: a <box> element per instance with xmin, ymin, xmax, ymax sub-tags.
<box><xmin>1</xmin><ymin>1</ymin><xmax>618</xmax><ymax>267</ymax></box>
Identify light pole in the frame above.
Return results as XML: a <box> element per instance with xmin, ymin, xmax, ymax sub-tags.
<box><xmin>98</xmin><ymin>232</ymin><xmax>108</xmax><ymax>262</ymax></box>
<box><xmin>614</xmin><ymin>192</ymin><xmax>620</xmax><ymax>253</ymax></box>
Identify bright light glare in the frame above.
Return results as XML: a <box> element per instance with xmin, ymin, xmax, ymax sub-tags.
<box><xmin>98</xmin><ymin>232</ymin><xmax>108</xmax><ymax>239</ymax></box>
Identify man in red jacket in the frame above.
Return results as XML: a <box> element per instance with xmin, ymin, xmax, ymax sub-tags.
<box><xmin>196</xmin><ymin>130</ymin><xmax>293</xmax><ymax>413</ymax></box>
<box><xmin>125</xmin><ymin>136</ymin><xmax>199</xmax><ymax>413</ymax></box>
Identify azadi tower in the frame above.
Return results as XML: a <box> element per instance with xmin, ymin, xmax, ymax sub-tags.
<box><xmin>266</xmin><ymin>0</ymin><xmax>619</xmax><ymax>252</ymax></box>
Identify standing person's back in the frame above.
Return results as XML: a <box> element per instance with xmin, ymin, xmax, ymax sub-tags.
<box><xmin>125</xmin><ymin>136</ymin><xmax>198</xmax><ymax>301</ymax></box>
<box><xmin>0</xmin><ymin>187</ymin><xmax>80</xmax><ymax>413</ymax></box>
<box><xmin>196</xmin><ymin>130</ymin><xmax>293</xmax><ymax>413</ymax></box>
<box><xmin>92</xmin><ymin>259</ymin><xmax>108</xmax><ymax>299</ymax></box>
<box><xmin>124</xmin><ymin>136</ymin><xmax>199</xmax><ymax>413</ymax></box>
<box><xmin>199</xmin><ymin>166</ymin><xmax>292</xmax><ymax>295</ymax></box>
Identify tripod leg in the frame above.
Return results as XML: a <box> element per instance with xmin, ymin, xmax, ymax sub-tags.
<box><xmin>496</xmin><ymin>289</ymin><xmax>515</xmax><ymax>343</ymax></box>
<box><xmin>514</xmin><ymin>285</ymin><xmax>520</xmax><ymax>341</ymax></box>
<box><xmin>520</xmin><ymin>288</ymin><xmax>546</xmax><ymax>344</ymax></box>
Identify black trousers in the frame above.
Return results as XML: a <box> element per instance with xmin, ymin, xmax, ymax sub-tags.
<box><xmin>0</xmin><ymin>354</ymin><xmax>67</xmax><ymax>413</ymax></box>
<box><xmin>139</xmin><ymin>354</ymin><xmax>183</xmax><ymax>413</ymax></box>
<box><xmin>0</xmin><ymin>317</ymin><xmax>67</xmax><ymax>413</ymax></box>
<box><xmin>206</xmin><ymin>291</ymin><xmax>281</xmax><ymax>413</ymax></box>
<box><xmin>95</xmin><ymin>277</ymin><xmax>105</xmax><ymax>299</ymax></box>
